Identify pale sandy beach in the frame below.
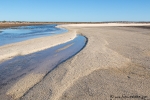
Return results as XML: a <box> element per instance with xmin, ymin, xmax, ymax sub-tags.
<box><xmin>0</xmin><ymin>30</ymin><xmax>76</xmax><ymax>63</ymax></box>
<box><xmin>1</xmin><ymin>23</ymin><xmax>150</xmax><ymax>100</ymax></box>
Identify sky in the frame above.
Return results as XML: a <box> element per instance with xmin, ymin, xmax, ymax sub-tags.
<box><xmin>0</xmin><ymin>0</ymin><xmax>150</xmax><ymax>22</ymax></box>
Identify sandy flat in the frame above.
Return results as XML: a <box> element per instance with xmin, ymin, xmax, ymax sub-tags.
<box><xmin>20</xmin><ymin>24</ymin><xmax>150</xmax><ymax>100</ymax></box>
<box><xmin>1</xmin><ymin>23</ymin><xmax>150</xmax><ymax>100</ymax></box>
<box><xmin>58</xmin><ymin>23</ymin><xmax>150</xmax><ymax>27</ymax></box>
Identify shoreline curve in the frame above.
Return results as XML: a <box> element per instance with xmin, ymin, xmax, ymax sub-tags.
<box><xmin>0</xmin><ymin>26</ymin><xmax>76</xmax><ymax>63</ymax></box>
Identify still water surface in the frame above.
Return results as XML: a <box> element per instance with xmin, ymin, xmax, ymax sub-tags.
<box><xmin>0</xmin><ymin>24</ymin><xmax>67</xmax><ymax>46</ymax></box>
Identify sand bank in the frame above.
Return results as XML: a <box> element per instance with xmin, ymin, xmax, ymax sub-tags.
<box><xmin>58</xmin><ymin>23</ymin><xmax>150</xmax><ymax>27</ymax></box>
<box><xmin>0</xmin><ymin>30</ymin><xmax>76</xmax><ymax>63</ymax></box>
<box><xmin>21</xmin><ymin>24</ymin><xmax>150</xmax><ymax>100</ymax></box>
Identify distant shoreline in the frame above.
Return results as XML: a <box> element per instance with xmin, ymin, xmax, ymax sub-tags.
<box><xmin>1</xmin><ymin>21</ymin><xmax>150</xmax><ymax>29</ymax></box>
<box><xmin>0</xmin><ymin>23</ymin><xmax>46</xmax><ymax>29</ymax></box>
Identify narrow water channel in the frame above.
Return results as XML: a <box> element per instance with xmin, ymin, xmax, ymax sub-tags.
<box><xmin>0</xmin><ymin>34</ymin><xmax>87</xmax><ymax>99</ymax></box>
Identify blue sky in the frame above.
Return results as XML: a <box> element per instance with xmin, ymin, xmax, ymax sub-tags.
<box><xmin>0</xmin><ymin>0</ymin><xmax>150</xmax><ymax>22</ymax></box>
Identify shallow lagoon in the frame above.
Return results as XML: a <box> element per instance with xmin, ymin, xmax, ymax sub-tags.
<box><xmin>0</xmin><ymin>24</ymin><xmax>67</xmax><ymax>46</ymax></box>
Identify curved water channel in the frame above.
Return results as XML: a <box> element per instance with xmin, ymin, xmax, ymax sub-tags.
<box><xmin>0</xmin><ymin>25</ymin><xmax>87</xmax><ymax>99</ymax></box>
